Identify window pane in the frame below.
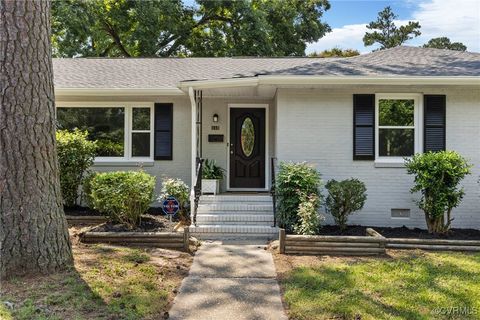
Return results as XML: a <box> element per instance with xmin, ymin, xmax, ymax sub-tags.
<box><xmin>133</xmin><ymin>108</ymin><xmax>150</xmax><ymax>130</ymax></box>
<box><xmin>379</xmin><ymin>99</ymin><xmax>414</xmax><ymax>126</ymax></box>
<box><xmin>57</xmin><ymin>107</ymin><xmax>125</xmax><ymax>157</ymax></box>
<box><xmin>379</xmin><ymin>128</ymin><xmax>414</xmax><ymax>157</ymax></box>
<box><xmin>132</xmin><ymin>133</ymin><xmax>150</xmax><ymax>157</ymax></box>
<box><xmin>241</xmin><ymin>117</ymin><xmax>255</xmax><ymax>157</ymax></box>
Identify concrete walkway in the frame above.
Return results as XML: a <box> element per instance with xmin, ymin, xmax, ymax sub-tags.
<box><xmin>169</xmin><ymin>241</ymin><xmax>287</xmax><ymax>320</ymax></box>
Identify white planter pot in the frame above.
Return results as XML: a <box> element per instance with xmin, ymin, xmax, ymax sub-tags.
<box><xmin>202</xmin><ymin>179</ymin><xmax>220</xmax><ymax>195</ymax></box>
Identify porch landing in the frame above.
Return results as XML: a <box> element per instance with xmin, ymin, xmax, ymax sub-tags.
<box><xmin>190</xmin><ymin>194</ymin><xmax>279</xmax><ymax>240</ymax></box>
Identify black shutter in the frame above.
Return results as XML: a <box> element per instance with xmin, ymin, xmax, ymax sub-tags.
<box><xmin>424</xmin><ymin>95</ymin><xmax>446</xmax><ymax>152</ymax></box>
<box><xmin>154</xmin><ymin>103</ymin><xmax>173</xmax><ymax>160</ymax></box>
<box><xmin>353</xmin><ymin>94</ymin><xmax>375</xmax><ymax>160</ymax></box>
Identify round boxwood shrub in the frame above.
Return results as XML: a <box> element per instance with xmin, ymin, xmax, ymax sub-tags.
<box><xmin>325</xmin><ymin>178</ymin><xmax>367</xmax><ymax>230</ymax></box>
<box><xmin>90</xmin><ymin>171</ymin><xmax>155</xmax><ymax>228</ymax></box>
<box><xmin>56</xmin><ymin>129</ymin><xmax>96</xmax><ymax>207</ymax></box>
<box><xmin>276</xmin><ymin>162</ymin><xmax>322</xmax><ymax>232</ymax></box>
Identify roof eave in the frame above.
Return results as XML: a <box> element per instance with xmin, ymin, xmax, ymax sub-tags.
<box><xmin>178</xmin><ymin>77</ymin><xmax>259</xmax><ymax>91</ymax></box>
<box><xmin>54</xmin><ymin>87</ymin><xmax>185</xmax><ymax>96</ymax></box>
<box><xmin>179</xmin><ymin>75</ymin><xmax>480</xmax><ymax>89</ymax></box>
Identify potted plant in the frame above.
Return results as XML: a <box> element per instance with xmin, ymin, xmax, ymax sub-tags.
<box><xmin>201</xmin><ymin>159</ymin><xmax>225</xmax><ymax>195</ymax></box>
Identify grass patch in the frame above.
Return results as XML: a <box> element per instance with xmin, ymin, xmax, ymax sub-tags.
<box><xmin>1</xmin><ymin>235</ymin><xmax>192</xmax><ymax>320</ymax></box>
<box><xmin>276</xmin><ymin>251</ymin><xmax>480</xmax><ymax>320</ymax></box>
<box><xmin>123</xmin><ymin>251</ymin><xmax>151</xmax><ymax>264</ymax></box>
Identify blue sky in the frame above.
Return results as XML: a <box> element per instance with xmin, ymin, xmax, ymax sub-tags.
<box><xmin>308</xmin><ymin>0</ymin><xmax>480</xmax><ymax>53</ymax></box>
<box><xmin>324</xmin><ymin>0</ymin><xmax>415</xmax><ymax>28</ymax></box>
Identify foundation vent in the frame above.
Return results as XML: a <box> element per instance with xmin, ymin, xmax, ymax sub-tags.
<box><xmin>391</xmin><ymin>209</ymin><xmax>410</xmax><ymax>218</ymax></box>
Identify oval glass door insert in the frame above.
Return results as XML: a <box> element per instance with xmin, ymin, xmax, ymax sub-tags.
<box><xmin>241</xmin><ymin>117</ymin><xmax>255</xmax><ymax>157</ymax></box>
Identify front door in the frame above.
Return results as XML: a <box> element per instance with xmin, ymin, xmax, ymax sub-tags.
<box><xmin>229</xmin><ymin>108</ymin><xmax>266</xmax><ymax>189</ymax></box>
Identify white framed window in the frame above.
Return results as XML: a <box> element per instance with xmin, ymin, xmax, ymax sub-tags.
<box><xmin>56</xmin><ymin>102</ymin><xmax>154</xmax><ymax>163</ymax></box>
<box><xmin>375</xmin><ymin>94</ymin><xmax>422</xmax><ymax>164</ymax></box>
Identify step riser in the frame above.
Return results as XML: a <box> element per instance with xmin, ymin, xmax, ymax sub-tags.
<box><xmin>198</xmin><ymin>207</ymin><xmax>273</xmax><ymax>213</ymax></box>
<box><xmin>198</xmin><ymin>222</ymin><xmax>273</xmax><ymax>226</ymax></box>
<box><xmin>196</xmin><ymin>215</ymin><xmax>273</xmax><ymax>224</ymax></box>
<box><xmin>195</xmin><ymin>195</ymin><xmax>276</xmax><ymax>240</ymax></box>
<box><xmin>197</xmin><ymin>211</ymin><xmax>273</xmax><ymax>216</ymax></box>
<box><xmin>196</xmin><ymin>215</ymin><xmax>274</xmax><ymax>222</ymax></box>
<box><xmin>192</xmin><ymin>234</ymin><xmax>278</xmax><ymax>240</ymax></box>
<box><xmin>190</xmin><ymin>226</ymin><xmax>278</xmax><ymax>234</ymax></box>
<box><xmin>200</xmin><ymin>196</ymin><xmax>271</xmax><ymax>203</ymax></box>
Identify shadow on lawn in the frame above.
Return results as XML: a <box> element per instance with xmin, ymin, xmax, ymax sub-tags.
<box><xmin>282</xmin><ymin>252</ymin><xmax>480</xmax><ymax>320</ymax></box>
<box><xmin>1</xmin><ymin>244</ymin><xmax>176</xmax><ymax>320</ymax></box>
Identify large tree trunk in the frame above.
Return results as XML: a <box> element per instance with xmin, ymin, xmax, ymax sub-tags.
<box><xmin>0</xmin><ymin>0</ymin><xmax>73</xmax><ymax>278</ymax></box>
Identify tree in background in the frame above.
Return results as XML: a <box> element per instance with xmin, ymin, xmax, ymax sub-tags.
<box><xmin>308</xmin><ymin>48</ymin><xmax>360</xmax><ymax>57</ymax></box>
<box><xmin>52</xmin><ymin>0</ymin><xmax>331</xmax><ymax>57</ymax></box>
<box><xmin>1</xmin><ymin>0</ymin><xmax>73</xmax><ymax>278</ymax></box>
<box><xmin>423</xmin><ymin>37</ymin><xmax>467</xmax><ymax>51</ymax></box>
<box><xmin>363</xmin><ymin>6</ymin><xmax>421</xmax><ymax>50</ymax></box>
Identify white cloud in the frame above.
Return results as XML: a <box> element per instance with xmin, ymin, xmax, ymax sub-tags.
<box><xmin>306</xmin><ymin>0</ymin><xmax>480</xmax><ymax>54</ymax></box>
<box><xmin>409</xmin><ymin>0</ymin><xmax>480</xmax><ymax>51</ymax></box>
<box><xmin>306</xmin><ymin>23</ymin><xmax>374</xmax><ymax>54</ymax></box>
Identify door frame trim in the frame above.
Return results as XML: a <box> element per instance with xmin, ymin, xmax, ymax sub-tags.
<box><xmin>227</xmin><ymin>103</ymin><xmax>269</xmax><ymax>191</ymax></box>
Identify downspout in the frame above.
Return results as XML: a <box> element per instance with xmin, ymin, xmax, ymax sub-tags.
<box><xmin>188</xmin><ymin>87</ymin><xmax>197</xmax><ymax>224</ymax></box>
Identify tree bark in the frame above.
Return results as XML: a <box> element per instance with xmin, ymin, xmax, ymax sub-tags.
<box><xmin>0</xmin><ymin>0</ymin><xmax>73</xmax><ymax>278</ymax></box>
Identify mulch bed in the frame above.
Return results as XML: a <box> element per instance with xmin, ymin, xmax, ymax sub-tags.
<box><xmin>317</xmin><ymin>225</ymin><xmax>369</xmax><ymax>236</ymax></box>
<box><xmin>375</xmin><ymin>226</ymin><xmax>480</xmax><ymax>240</ymax></box>
<box><xmin>317</xmin><ymin>225</ymin><xmax>480</xmax><ymax>240</ymax></box>
<box><xmin>89</xmin><ymin>215</ymin><xmax>177</xmax><ymax>233</ymax></box>
<box><xmin>65</xmin><ymin>206</ymin><xmax>166</xmax><ymax>216</ymax></box>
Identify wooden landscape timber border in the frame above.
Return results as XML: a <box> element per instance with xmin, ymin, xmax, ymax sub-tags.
<box><xmin>66</xmin><ymin>215</ymin><xmax>107</xmax><ymax>225</ymax></box>
<box><xmin>385</xmin><ymin>238</ymin><xmax>480</xmax><ymax>251</ymax></box>
<box><xmin>279</xmin><ymin>228</ymin><xmax>480</xmax><ymax>255</ymax></box>
<box><xmin>279</xmin><ymin>228</ymin><xmax>386</xmax><ymax>256</ymax></box>
<box><xmin>81</xmin><ymin>227</ymin><xmax>190</xmax><ymax>252</ymax></box>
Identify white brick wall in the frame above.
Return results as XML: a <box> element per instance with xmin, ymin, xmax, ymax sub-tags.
<box><xmin>56</xmin><ymin>95</ymin><xmax>193</xmax><ymax>205</ymax></box>
<box><xmin>56</xmin><ymin>95</ymin><xmax>276</xmax><ymax>202</ymax></box>
<box><xmin>275</xmin><ymin>86</ymin><xmax>480</xmax><ymax>229</ymax></box>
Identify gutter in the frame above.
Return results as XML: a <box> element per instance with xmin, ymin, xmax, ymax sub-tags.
<box><xmin>54</xmin><ymin>87</ymin><xmax>185</xmax><ymax>96</ymax></box>
<box><xmin>178</xmin><ymin>75</ymin><xmax>480</xmax><ymax>89</ymax></box>
<box><xmin>178</xmin><ymin>77</ymin><xmax>259</xmax><ymax>90</ymax></box>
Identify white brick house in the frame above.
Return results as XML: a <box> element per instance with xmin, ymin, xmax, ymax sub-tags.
<box><xmin>53</xmin><ymin>46</ymin><xmax>480</xmax><ymax>236</ymax></box>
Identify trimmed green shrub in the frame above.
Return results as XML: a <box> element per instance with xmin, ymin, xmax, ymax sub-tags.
<box><xmin>325</xmin><ymin>178</ymin><xmax>367</xmax><ymax>230</ymax></box>
<box><xmin>276</xmin><ymin>162</ymin><xmax>322</xmax><ymax>232</ymax></box>
<box><xmin>405</xmin><ymin>151</ymin><xmax>471</xmax><ymax>234</ymax></box>
<box><xmin>202</xmin><ymin>159</ymin><xmax>225</xmax><ymax>180</ymax></box>
<box><xmin>81</xmin><ymin>171</ymin><xmax>97</xmax><ymax>209</ymax></box>
<box><xmin>294</xmin><ymin>193</ymin><xmax>323</xmax><ymax>235</ymax></box>
<box><xmin>158</xmin><ymin>178</ymin><xmax>190</xmax><ymax>222</ymax></box>
<box><xmin>90</xmin><ymin>171</ymin><xmax>155</xmax><ymax>228</ymax></box>
<box><xmin>56</xmin><ymin>129</ymin><xmax>96</xmax><ymax>207</ymax></box>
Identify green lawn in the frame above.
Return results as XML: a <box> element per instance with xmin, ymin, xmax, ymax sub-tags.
<box><xmin>276</xmin><ymin>251</ymin><xmax>480</xmax><ymax>320</ymax></box>
<box><xmin>1</xmin><ymin>239</ymin><xmax>192</xmax><ymax>320</ymax></box>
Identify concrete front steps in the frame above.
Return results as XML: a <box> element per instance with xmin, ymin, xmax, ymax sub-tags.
<box><xmin>190</xmin><ymin>194</ymin><xmax>278</xmax><ymax>240</ymax></box>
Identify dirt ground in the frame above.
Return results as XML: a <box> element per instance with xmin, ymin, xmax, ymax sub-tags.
<box><xmin>0</xmin><ymin>225</ymin><xmax>194</xmax><ymax>320</ymax></box>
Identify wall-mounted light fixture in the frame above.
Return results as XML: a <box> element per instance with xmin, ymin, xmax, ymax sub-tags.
<box><xmin>213</xmin><ymin>113</ymin><xmax>219</xmax><ymax>123</ymax></box>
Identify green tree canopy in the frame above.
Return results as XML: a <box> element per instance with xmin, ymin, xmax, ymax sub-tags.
<box><xmin>308</xmin><ymin>48</ymin><xmax>360</xmax><ymax>57</ymax></box>
<box><xmin>423</xmin><ymin>37</ymin><xmax>467</xmax><ymax>51</ymax></box>
<box><xmin>363</xmin><ymin>6</ymin><xmax>421</xmax><ymax>50</ymax></box>
<box><xmin>52</xmin><ymin>0</ymin><xmax>331</xmax><ymax>57</ymax></box>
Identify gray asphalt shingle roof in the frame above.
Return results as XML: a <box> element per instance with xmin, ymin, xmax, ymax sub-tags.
<box><xmin>53</xmin><ymin>46</ymin><xmax>480</xmax><ymax>89</ymax></box>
